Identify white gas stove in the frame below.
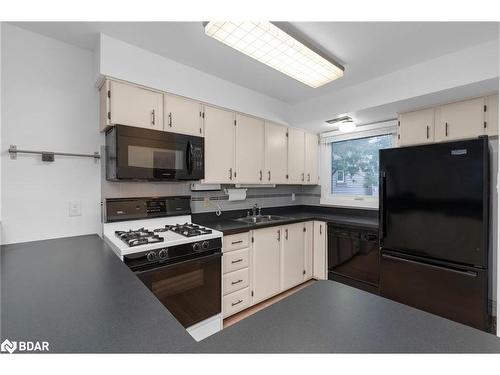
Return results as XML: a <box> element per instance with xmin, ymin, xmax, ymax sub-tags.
<box><xmin>103</xmin><ymin>196</ymin><xmax>223</xmax><ymax>342</ymax></box>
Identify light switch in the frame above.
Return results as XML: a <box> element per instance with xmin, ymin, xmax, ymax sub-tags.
<box><xmin>69</xmin><ymin>200</ymin><xmax>82</xmax><ymax>217</ymax></box>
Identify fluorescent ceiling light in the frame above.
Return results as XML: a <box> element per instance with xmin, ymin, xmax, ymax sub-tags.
<box><xmin>204</xmin><ymin>21</ymin><xmax>344</xmax><ymax>88</ymax></box>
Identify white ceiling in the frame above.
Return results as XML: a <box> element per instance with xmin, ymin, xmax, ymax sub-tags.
<box><xmin>10</xmin><ymin>22</ymin><xmax>499</xmax><ymax>104</ymax></box>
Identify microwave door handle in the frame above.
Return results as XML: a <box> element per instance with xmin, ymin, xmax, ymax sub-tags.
<box><xmin>186</xmin><ymin>141</ymin><xmax>194</xmax><ymax>174</ymax></box>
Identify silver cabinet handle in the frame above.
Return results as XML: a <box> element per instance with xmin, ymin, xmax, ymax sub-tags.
<box><xmin>301</xmin><ymin>173</ymin><xmax>305</xmax><ymax>181</ymax></box>
<box><xmin>285</xmin><ymin>228</ymin><xmax>288</xmax><ymax>240</ymax></box>
<box><xmin>231</xmin><ymin>240</ymin><xmax>243</xmax><ymax>245</ymax></box>
<box><xmin>277</xmin><ymin>230</ymin><xmax>281</xmax><ymax>241</ymax></box>
<box><xmin>151</xmin><ymin>109</ymin><xmax>156</xmax><ymax>125</ymax></box>
<box><xmin>320</xmin><ymin>225</ymin><xmax>322</xmax><ymax>235</ymax></box>
<box><xmin>445</xmin><ymin>122</ymin><xmax>448</xmax><ymax>137</ymax></box>
<box><xmin>426</xmin><ymin>125</ymin><xmax>429</xmax><ymax>139</ymax></box>
<box><xmin>231</xmin><ymin>279</ymin><xmax>243</xmax><ymax>285</ymax></box>
<box><xmin>268</xmin><ymin>171</ymin><xmax>271</xmax><ymax>181</ymax></box>
<box><xmin>231</xmin><ymin>259</ymin><xmax>243</xmax><ymax>264</ymax></box>
<box><xmin>232</xmin><ymin>299</ymin><xmax>243</xmax><ymax>306</ymax></box>
<box><xmin>168</xmin><ymin>112</ymin><xmax>172</xmax><ymax>127</ymax></box>
<box><xmin>229</xmin><ymin>168</ymin><xmax>233</xmax><ymax>180</ymax></box>
<box><xmin>307</xmin><ymin>173</ymin><xmax>310</xmax><ymax>182</ymax></box>
<box><xmin>259</xmin><ymin>170</ymin><xmax>262</xmax><ymax>181</ymax></box>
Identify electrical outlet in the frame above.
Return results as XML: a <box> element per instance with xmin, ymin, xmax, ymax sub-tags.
<box><xmin>203</xmin><ymin>196</ymin><xmax>210</xmax><ymax>208</ymax></box>
<box><xmin>291</xmin><ymin>193</ymin><xmax>295</xmax><ymax>201</ymax></box>
<box><xmin>69</xmin><ymin>200</ymin><xmax>82</xmax><ymax>217</ymax></box>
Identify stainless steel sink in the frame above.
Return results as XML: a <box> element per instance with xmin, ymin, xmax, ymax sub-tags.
<box><xmin>233</xmin><ymin>215</ymin><xmax>291</xmax><ymax>224</ymax></box>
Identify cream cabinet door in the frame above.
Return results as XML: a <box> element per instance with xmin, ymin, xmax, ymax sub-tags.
<box><xmin>109</xmin><ymin>81</ymin><xmax>163</xmax><ymax>131</ymax></box>
<box><xmin>304</xmin><ymin>132</ymin><xmax>319</xmax><ymax>184</ymax></box>
<box><xmin>252</xmin><ymin>226</ymin><xmax>281</xmax><ymax>304</ymax></box>
<box><xmin>235</xmin><ymin>114</ymin><xmax>265</xmax><ymax>183</ymax></box>
<box><xmin>304</xmin><ymin>221</ymin><xmax>313</xmax><ymax>280</ymax></box>
<box><xmin>164</xmin><ymin>94</ymin><xmax>203</xmax><ymax>136</ymax></box>
<box><xmin>398</xmin><ymin>108</ymin><xmax>435</xmax><ymax>146</ymax></box>
<box><xmin>436</xmin><ymin>97</ymin><xmax>485</xmax><ymax>142</ymax></box>
<box><xmin>485</xmin><ymin>94</ymin><xmax>499</xmax><ymax>137</ymax></box>
<box><xmin>203</xmin><ymin>105</ymin><xmax>235</xmax><ymax>183</ymax></box>
<box><xmin>264</xmin><ymin>122</ymin><xmax>288</xmax><ymax>184</ymax></box>
<box><xmin>313</xmin><ymin>221</ymin><xmax>327</xmax><ymax>280</ymax></box>
<box><xmin>281</xmin><ymin>223</ymin><xmax>306</xmax><ymax>291</ymax></box>
<box><xmin>288</xmin><ymin>128</ymin><xmax>305</xmax><ymax>184</ymax></box>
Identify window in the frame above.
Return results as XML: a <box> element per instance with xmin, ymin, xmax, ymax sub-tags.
<box><xmin>320</xmin><ymin>123</ymin><xmax>396</xmax><ymax>209</ymax></box>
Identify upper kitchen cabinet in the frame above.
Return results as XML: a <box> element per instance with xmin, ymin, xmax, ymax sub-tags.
<box><xmin>235</xmin><ymin>114</ymin><xmax>265</xmax><ymax>184</ymax></box>
<box><xmin>163</xmin><ymin>94</ymin><xmax>203</xmax><ymax>137</ymax></box>
<box><xmin>304</xmin><ymin>132</ymin><xmax>319</xmax><ymax>185</ymax></box>
<box><xmin>485</xmin><ymin>94</ymin><xmax>499</xmax><ymax>137</ymax></box>
<box><xmin>100</xmin><ymin>80</ymin><xmax>163</xmax><ymax>132</ymax></box>
<box><xmin>397</xmin><ymin>108</ymin><xmax>435</xmax><ymax>146</ymax></box>
<box><xmin>203</xmin><ymin>105</ymin><xmax>235</xmax><ymax>183</ymax></box>
<box><xmin>435</xmin><ymin>97</ymin><xmax>485</xmax><ymax>142</ymax></box>
<box><xmin>264</xmin><ymin>122</ymin><xmax>288</xmax><ymax>184</ymax></box>
<box><xmin>287</xmin><ymin>128</ymin><xmax>305</xmax><ymax>184</ymax></box>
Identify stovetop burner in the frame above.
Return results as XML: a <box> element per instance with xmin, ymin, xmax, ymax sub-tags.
<box><xmin>115</xmin><ymin>228</ymin><xmax>164</xmax><ymax>247</ymax></box>
<box><xmin>163</xmin><ymin>223</ymin><xmax>213</xmax><ymax>238</ymax></box>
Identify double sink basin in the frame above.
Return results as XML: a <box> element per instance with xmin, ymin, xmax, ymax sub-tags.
<box><xmin>233</xmin><ymin>215</ymin><xmax>292</xmax><ymax>225</ymax></box>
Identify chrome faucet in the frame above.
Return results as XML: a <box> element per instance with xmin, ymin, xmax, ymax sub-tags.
<box><xmin>252</xmin><ymin>203</ymin><xmax>258</xmax><ymax>217</ymax></box>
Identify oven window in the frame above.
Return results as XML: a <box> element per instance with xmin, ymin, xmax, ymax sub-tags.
<box><xmin>128</xmin><ymin>145</ymin><xmax>185</xmax><ymax>170</ymax></box>
<box><xmin>137</xmin><ymin>253</ymin><xmax>221</xmax><ymax>328</ymax></box>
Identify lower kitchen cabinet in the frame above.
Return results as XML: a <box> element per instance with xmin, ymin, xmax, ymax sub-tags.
<box><xmin>281</xmin><ymin>223</ymin><xmax>306</xmax><ymax>291</ymax></box>
<box><xmin>223</xmin><ymin>287</ymin><xmax>251</xmax><ymax>318</ymax></box>
<box><xmin>304</xmin><ymin>221</ymin><xmax>313</xmax><ymax>279</ymax></box>
<box><xmin>251</xmin><ymin>226</ymin><xmax>282</xmax><ymax>304</ymax></box>
<box><xmin>313</xmin><ymin>221</ymin><xmax>327</xmax><ymax>280</ymax></box>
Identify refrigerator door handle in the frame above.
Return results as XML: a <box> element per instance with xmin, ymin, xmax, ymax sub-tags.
<box><xmin>381</xmin><ymin>253</ymin><xmax>478</xmax><ymax>277</ymax></box>
<box><xmin>379</xmin><ymin>171</ymin><xmax>387</xmax><ymax>240</ymax></box>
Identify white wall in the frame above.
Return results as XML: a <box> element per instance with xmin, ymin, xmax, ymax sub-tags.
<box><xmin>98</xmin><ymin>34</ymin><xmax>290</xmax><ymax>125</ymax></box>
<box><xmin>1</xmin><ymin>24</ymin><xmax>101</xmax><ymax>244</ymax></box>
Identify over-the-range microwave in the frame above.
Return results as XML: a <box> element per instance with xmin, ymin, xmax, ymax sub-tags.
<box><xmin>105</xmin><ymin>125</ymin><xmax>204</xmax><ymax>181</ymax></box>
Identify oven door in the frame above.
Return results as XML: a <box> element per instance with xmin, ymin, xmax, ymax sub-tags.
<box><xmin>135</xmin><ymin>252</ymin><xmax>221</xmax><ymax>328</ymax></box>
<box><xmin>113</xmin><ymin>125</ymin><xmax>204</xmax><ymax>180</ymax></box>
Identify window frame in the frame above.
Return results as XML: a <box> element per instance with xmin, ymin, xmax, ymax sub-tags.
<box><xmin>319</xmin><ymin>121</ymin><xmax>397</xmax><ymax>210</ymax></box>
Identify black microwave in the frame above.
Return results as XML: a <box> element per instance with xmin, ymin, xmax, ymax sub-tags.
<box><xmin>105</xmin><ymin>125</ymin><xmax>204</xmax><ymax>181</ymax></box>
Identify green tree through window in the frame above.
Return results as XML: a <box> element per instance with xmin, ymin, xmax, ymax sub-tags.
<box><xmin>331</xmin><ymin>134</ymin><xmax>393</xmax><ymax>196</ymax></box>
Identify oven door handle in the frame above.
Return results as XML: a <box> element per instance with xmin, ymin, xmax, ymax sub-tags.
<box><xmin>134</xmin><ymin>251</ymin><xmax>221</xmax><ymax>275</ymax></box>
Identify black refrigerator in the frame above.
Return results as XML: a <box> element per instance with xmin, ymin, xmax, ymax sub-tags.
<box><xmin>379</xmin><ymin>137</ymin><xmax>490</xmax><ymax>331</ymax></box>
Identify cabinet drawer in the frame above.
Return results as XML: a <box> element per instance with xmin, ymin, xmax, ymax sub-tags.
<box><xmin>223</xmin><ymin>268</ymin><xmax>249</xmax><ymax>295</ymax></box>
<box><xmin>223</xmin><ymin>248</ymin><xmax>249</xmax><ymax>273</ymax></box>
<box><xmin>223</xmin><ymin>232</ymin><xmax>249</xmax><ymax>252</ymax></box>
<box><xmin>223</xmin><ymin>287</ymin><xmax>250</xmax><ymax>318</ymax></box>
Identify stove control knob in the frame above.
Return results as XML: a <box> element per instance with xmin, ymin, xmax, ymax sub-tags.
<box><xmin>202</xmin><ymin>241</ymin><xmax>209</xmax><ymax>249</ymax></box>
<box><xmin>193</xmin><ymin>242</ymin><xmax>201</xmax><ymax>252</ymax></box>
<box><xmin>158</xmin><ymin>249</ymin><xmax>168</xmax><ymax>259</ymax></box>
<box><xmin>146</xmin><ymin>251</ymin><xmax>157</xmax><ymax>261</ymax></box>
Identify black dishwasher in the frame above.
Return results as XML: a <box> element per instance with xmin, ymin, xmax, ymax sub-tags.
<box><xmin>328</xmin><ymin>224</ymin><xmax>380</xmax><ymax>294</ymax></box>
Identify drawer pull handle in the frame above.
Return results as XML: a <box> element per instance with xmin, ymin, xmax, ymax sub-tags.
<box><xmin>232</xmin><ymin>299</ymin><xmax>243</xmax><ymax>307</ymax></box>
<box><xmin>231</xmin><ymin>279</ymin><xmax>243</xmax><ymax>285</ymax></box>
<box><xmin>231</xmin><ymin>240</ymin><xmax>243</xmax><ymax>245</ymax></box>
<box><xmin>231</xmin><ymin>259</ymin><xmax>243</xmax><ymax>264</ymax></box>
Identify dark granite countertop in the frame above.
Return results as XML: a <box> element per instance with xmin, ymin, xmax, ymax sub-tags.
<box><xmin>2</xmin><ymin>234</ymin><xmax>500</xmax><ymax>353</ymax></box>
<box><xmin>188</xmin><ymin>281</ymin><xmax>500</xmax><ymax>353</ymax></box>
<box><xmin>192</xmin><ymin>205</ymin><xmax>378</xmax><ymax>235</ymax></box>
<box><xmin>0</xmin><ymin>235</ymin><xmax>193</xmax><ymax>353</ymax></box>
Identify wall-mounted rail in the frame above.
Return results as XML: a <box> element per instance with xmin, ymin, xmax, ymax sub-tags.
<box><xmin>8</xmin><ymin>145</ymin><xmax>100</xmax><ymax>162</ymax></box>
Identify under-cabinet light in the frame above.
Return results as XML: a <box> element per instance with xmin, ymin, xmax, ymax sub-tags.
<box><xmin>204</xmin><ymin>21</ymin><xmax>344</xmax><ymax>88</ymax></box>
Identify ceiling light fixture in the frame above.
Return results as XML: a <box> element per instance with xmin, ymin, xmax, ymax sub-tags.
<box><xmin>204</xmin><ymin>21</ymin><xmax>344</xmax><ymax>88</ymax></box>
<box><xmin>326</xmin><ymin>115</ymin><xmax>356</xmax><ymax>132</ymax></box>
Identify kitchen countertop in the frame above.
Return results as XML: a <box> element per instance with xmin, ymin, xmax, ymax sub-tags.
<box><xmin>192</xmin><ymin>206</ymin><xmax>379</xmax><ymax>235</ymax></box>
<box><xmin>188</xmin><ymin>281</ymin><xmax>500</xmax><ymax>353</ymax></box>
<box><xmin>0</xmin><ymin>235</ymin><xmax>193</xmax><ymax>353</ymax></box>
<box><xmin>2</xmin><ymin>234</ymin><xmax>500</xmax><ymax>353</ymax></box>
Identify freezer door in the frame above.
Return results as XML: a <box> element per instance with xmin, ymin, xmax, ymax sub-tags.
<box><xmin>380</xmin><ymin>251</ymin><xmax>489</xmax><ymax>331</ymax></box>
<box><xmin>379</xmin><ymin>138</ymin><xmax>489</xmax><ymax>268</ymax></box>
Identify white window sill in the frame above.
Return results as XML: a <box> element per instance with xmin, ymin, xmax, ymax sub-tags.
<box><xmin>319</xmin><ymin>197</ymin><xmax>379</xmax><ymax>210</ymax></box>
